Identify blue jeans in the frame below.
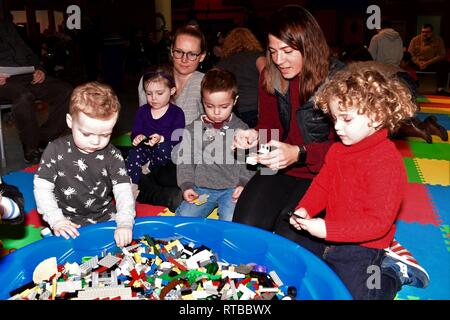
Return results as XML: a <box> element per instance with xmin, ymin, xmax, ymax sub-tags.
<box><xmin>175</xmin><ymin>186</ymin><xmax>236</xmax><ymax>221</ymax></box>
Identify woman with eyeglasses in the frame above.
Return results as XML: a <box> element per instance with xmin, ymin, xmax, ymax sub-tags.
<box><xmin>139</xmin><ymin>25</ymin><xmax>206</xmax><ymax>125</ymax></box>
<box><xmin>137</xmin><ymin>25</ymin><xmax>207</xmax><ymax>212</ymax></box>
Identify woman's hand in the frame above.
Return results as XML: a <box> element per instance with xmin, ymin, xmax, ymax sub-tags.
<box><xmin>132</xmin><ymin>134</ymin><xmax>147</xmax><ymax>146</ymax></box>
<box><xmin>232</xmin><ymin>129</ymin><xmax>259</xmax><ymax>150</ymax></box>
<box><xmin>258</xmin><ymin>140</ymin><xmax>300</xmax><ymax>170</ymax></box>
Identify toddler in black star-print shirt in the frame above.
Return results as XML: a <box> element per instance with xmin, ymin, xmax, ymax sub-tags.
<box><xmin>34</xmin><ymin>82</ymin><xmax>135</xmax><ymax>247</ymax></box>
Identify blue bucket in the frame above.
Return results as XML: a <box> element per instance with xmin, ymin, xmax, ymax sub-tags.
<box><xmin>0</xmin><ymin>216</ymin><xmax>352</xmax><ymax>300</ymax></box>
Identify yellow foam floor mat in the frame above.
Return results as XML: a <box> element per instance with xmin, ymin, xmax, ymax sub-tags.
<box><xmin>414</xmin><ymin>158</ymin><xmax>450</xmax><ymax>186</ymax></box>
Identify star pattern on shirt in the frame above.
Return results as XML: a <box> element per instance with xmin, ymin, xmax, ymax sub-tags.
<box><xmin>38</xmin><ymin>137</ymin><xmax>132</xmax><ymax>225</ymax></box>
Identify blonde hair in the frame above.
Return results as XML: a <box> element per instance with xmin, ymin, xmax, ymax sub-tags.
<box><xmin>70</xmin><ymin>82</ymin><xmax>120</xmax><ymax>120</ymax></box>
<box><xmin>314</xmin><ymin>65</ymin><xmax>417</xmax><ymax>133</ymax></box>
<box><xmin>221</xmin><ymin>27</ymin><xmax>263</xmax><ymax>58</ymax></box>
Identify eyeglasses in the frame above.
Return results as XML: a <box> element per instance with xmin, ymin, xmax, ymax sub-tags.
<box><xmin>171</xmin><ymin>49</ymin><xmax>201</xmax><ymax>61</ymax></box>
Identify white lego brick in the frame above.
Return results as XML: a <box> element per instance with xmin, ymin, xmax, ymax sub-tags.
<box><xmin>98</xmin><ymin>254</ymin><xmax>121</xmax><ymax>268</ymax></box>
<box><xmin>56</xmin><ymin>280</ymin><xmax>82</xmax><ymax>294</ymax></box>
<box><xmin>238</xmin><ymin>284</ymin><xmax>256</xmax><ymax>300</ymax></box>
<box><xmin>221</xmin><ymin>270</ymin><xmax>245</xmax><ymax>279</ymax></box>
<box><xmin>269</xmin><ymin>270</ymin><xmax>283</xmax><ymax>287</ymax></box>
<box><xmin>77</xmin><ymin>286</ymin><xmax>132</xmax><ymax>300</ymax></box>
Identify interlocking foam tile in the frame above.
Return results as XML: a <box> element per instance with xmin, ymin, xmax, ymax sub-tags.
<box><xmin>403</xmin><ymin>158</ymin><xmax>424</xmax><ymax>184</ymax></box>
<box><xmin>409</xmin><ymin>141</ymin><xmax>450</xmax><ymax>161</ymax></box>
<box><xmin>426</xmin><ymin>185</ymin><xmax>450</xmax><ymax>226</ymax></box>
<box><xmin>25</xmin><ymin>208</ymin><xmax>46</xmax><ymax>228</ymax></box>
<box><xmin>420</xmin><ymin>107</ymin><xmax>450</xmax><ymax>115</ymax></box>
<box><xmin>135</xmin><ymin>203</ymin><xmax>167</xmax><ymax>217</ymax></box>
<box><xmin>158</xmin><ymin>208</ymin><xmax>175</xmax><ymax>216</ymax></box>
<box><xmin>417</xmin><ymin>95</ymin><xmax>450</xmax><ymax>104</ymax></box>
<box><xmin>2</xmin><ymin>171</ymin><xmax>36</xmax><ymax>213</ymax></box>
<box><xmin>21</xmin><ymin>164</ymin><xmax>39</xmax><ymax>173</ymax></box>
<box><xmin>415</xmin><ymin>113</ymin><xmax>450</xmax><ymax>129</ymax></box>
<box><xmin>394</xmin><ymin>140</ymin><xmax>414</xmax><ymax>158</ymax></box>
<box><xmin>419</xmin><ymin>103</ymin><xmax>450</xmax><ymax>109</ymax></box>
<box><xmin>157</xmin><ymin>207</ymin><xmax>219</xmax><ymax>220</ymax></box>
<box><xmin>413</xmin><ymin>158</ymin><xmax>450</xmax><ymax>186</ymax></box>
<box><xmin>397</xmin><ymin>183</ymin><xmax>441</xmax><ymax>226</ymax></box>
<box><xmin>395</xmin><ymin>221</ymin><xmax>450</xmax><ymax>300</ymax></box>
<box><xmin>407</xmin><ymin>133</ymin><xmax>450</xmax><ymax>144</ymax></box>
<box><xmin>0</xmin><ymin>225</ymin><xmax>43</xmax><ymax>251</ymax></box>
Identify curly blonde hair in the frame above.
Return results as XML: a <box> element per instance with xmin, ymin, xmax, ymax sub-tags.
<box><xmin>221</xmin><ymin>27</ymin><xmax>263</xmax><ymax>59</ymax></box>
<box><xmin>314</xmin><ymin>64</ymin><xmax>417</xmax><ymax>133</ymax></box>
<box><xmin>70</xmin><ymin>82</ymin><xmax>121</xmax><ymax>120</ymax></box>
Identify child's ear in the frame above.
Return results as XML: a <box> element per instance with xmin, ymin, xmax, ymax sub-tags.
<box><xmin>66</xmin><ymin>114</ymin><xmax>73</xmax><ymax>129</ymax></box>
<box><xmin>170</xmin><ymin>87</ymin><xmax>176</xmax><ymax>96</ymax></box>
<box><xmin>370</xmin><ymin>118</ymin><xmax>383</xmax><ymax>130</ymax></box>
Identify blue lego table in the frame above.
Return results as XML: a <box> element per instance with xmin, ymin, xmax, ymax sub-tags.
<box><xmin>0</xmin><ymin>217</ymin><xmax>352</xmax><ymax>300</ymax></box>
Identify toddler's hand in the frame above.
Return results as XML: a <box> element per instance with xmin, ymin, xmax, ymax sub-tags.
<box><xmin>183</xmin><ymin>189</ymin><xmax>199</xmax><ymax>203</ymax></box>
<box><xmin>289</xmin><ymin>207</ymin><xmax>310</xmax><ymax>229</ymax></box>
<box><xmin>148</xmin><ymin>133</ymin><xmax>162</xmax><ymax>146</ymax></box>
<box><xmin>232</xmin><ymin>186</ymin><xmax>244</xmax><ymax>203</ymax></box>
<box><xmin>232</xmin><ymin>129</ymin><xmax>258</xmax><ymax>150</ymax></box>
<box><xmin>132</xmin><ymin>134</ymin><xmax>147</xmax><ymax>146</ymax></box>
<box><xmin>115</xmin><ymin>227</ymin><xmax>132</xmax><ymax>247</ymax></box>
<box><xmin>292</xmin><ymin>216</ymin><xmax>327</xmax><ymax>239</ymax></box>
<box><xmin>53</xmin><ymin>219</ymin><xmax>80</xmax><ymax>239</ymax></box>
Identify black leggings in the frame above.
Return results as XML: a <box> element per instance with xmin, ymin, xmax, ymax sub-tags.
<box><xmin>233</xmin><ymin>173</ymin><xmax>327</xmax><ymax>252</ymax></box>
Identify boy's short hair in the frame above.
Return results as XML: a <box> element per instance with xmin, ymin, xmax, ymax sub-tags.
<box><xmin>315</xmin><ymin>65</ymin><xmax>417</xmax><ymax>133</ymax></box>
<box><xmin>142</xmin><ymin>65</ymin><xmax>175</xmax><ymax>91</ymax></box>
<box><xmin>201</xmin><ymin>67</ymin><xmax>238</xmax><ymax>99</ymax></box>
<box><xmin>70</xmin><ymin>82</ymin><xmax>120</xmax><ymax>120</ymax></box>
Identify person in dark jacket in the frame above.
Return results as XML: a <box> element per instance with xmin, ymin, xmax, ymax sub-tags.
<box><xmin>231</xmin><ymin>5</ymin><xmax>341</xmax><ymax>241</ymax></box>
<box><xmin>0</xmin><ymin>18</ymin><xmax>72</xmax><ymax>164</ymax></box>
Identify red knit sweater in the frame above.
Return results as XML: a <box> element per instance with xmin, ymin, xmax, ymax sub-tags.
<box><xmin>296</xmin><ymin>129</ymin><xmax>406</xmax><ymax>249</ymax></box>
<box><xmin>256</xmin><ymin>76</ymin><xmax>333</xmax><ymax>179</ymax></box>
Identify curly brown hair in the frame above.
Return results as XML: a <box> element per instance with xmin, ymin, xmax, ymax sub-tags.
<box><xmin>70</xmin><ymin>82</ymin><xmax>121</xmax><ymax>120</ymax></box>
<box><xmin>221</xmin><ymin>27</ymin><xmax>263</xmax><ymax>59</ymax></box>
<box><xmin>314</xmin><ymin>65</ymin><xmax>418</xmax><ymax>133</ymax></box>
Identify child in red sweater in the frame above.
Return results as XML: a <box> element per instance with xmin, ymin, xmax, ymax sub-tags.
<box><xmin>289</xmin><ymin>65</ymin><xmax>428</xmax><ymax>299</ymax></box>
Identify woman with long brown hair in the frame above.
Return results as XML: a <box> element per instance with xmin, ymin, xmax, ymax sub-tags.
<box><xmin>232</xmin><ymin>5</ymin><xmax>342</xmax><ymax>244</ymax></box>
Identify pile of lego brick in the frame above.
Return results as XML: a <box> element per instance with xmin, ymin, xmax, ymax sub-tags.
<box><xmin>9</xmin><ymin>235</ymin><xmax>296</xmax><ymax>300</ymax></box>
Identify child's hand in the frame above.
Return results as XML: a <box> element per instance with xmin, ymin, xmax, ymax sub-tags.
<box><xmin>232</xmin><ymin>186</ymin><xmax>244</xmax><ymax>203</ymax></box>
<box><xmin>289</xmin><ymin>207</ymin><xmax>309</xmax><ymax>229</ymax></box>
<box><xmin>148</xmin><ymin>134</ymin><xmax>162</xmax><ymax>146</ymax></box>
<box><xmin>114</xmin><ymin>227</ymin><xmax>132</xmax><ymax>247</ymax></box>
<box><xmin>183</xmin><ymin>189</ymin><xmax>199</xmax><ymax>203</ymax></box>
<box><xmin>132</xmin><ymin>134</ymin><xmax>147</xmax><ymax>146</ymax></box>
<box><xmin>232</xmin><ymin>129</ymin><xmax>258</xmax><ymax>150</ymax></box>
<box><xmin>291</xmin><ymin>216</ymin><xmax>327</xmax><ymax>239</ymax></box>
<box><xmin>53</xmin><ymin>219</ymin><xmax>81</xmax><ymax>239</ymax></box>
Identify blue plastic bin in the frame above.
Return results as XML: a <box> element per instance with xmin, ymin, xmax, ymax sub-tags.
<box><xmin>0</xmin><ymin>217</ymin><xmax>352</xmax><ymax>300</ymax></box>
